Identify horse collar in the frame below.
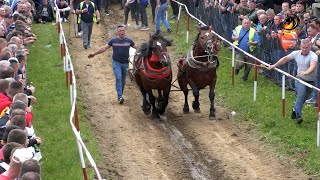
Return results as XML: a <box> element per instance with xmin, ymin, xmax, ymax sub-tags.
<box><xmin>186</xmin><ymin>45</ymin><xmax>217</xmax><ymax>71</ymax></box>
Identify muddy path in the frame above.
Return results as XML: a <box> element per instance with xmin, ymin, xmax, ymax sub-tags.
<box><xmin>67</xmin><ymin>4</ymin><xmax>309</xmax><ymax>180</ymax></box>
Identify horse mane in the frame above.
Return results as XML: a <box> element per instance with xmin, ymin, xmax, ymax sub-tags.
<box><xmin>151</xmin><ymin>31</ymin><xmax>173</xmax><ymax>46</ymax></box>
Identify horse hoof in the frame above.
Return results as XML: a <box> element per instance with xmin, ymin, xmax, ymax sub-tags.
<box><xmin>194</xmin><ymin>108</ymin><xmax>201</xmax><ymax>113</ymax></box>
<box><xmin>209</xmin><ymin>114</ymin><xmax>216</xmax><ymax>120</ymax></box>
<box><xmin>144</xmin><ymin>110</ymin><xmax>151</xmax><ymax>115</ymax></box>
<box><xmin>183</xmin><ymin>108</ymin><xmax>189</xmax><ymax>114</ymax></box>
<box><xmin>152</xmin><ymin>113</ymin><xmax>161</xmax><ymax>120</ymax></box>
<box><xmin>159</xmin><ymin>115</ymin><xmax>167</xmax><ymax>121</ymax></box>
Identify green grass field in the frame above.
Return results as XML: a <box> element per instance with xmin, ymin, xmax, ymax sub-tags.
<box><xmin>28</xmin><ymin>23</ymin><xmax>101</xmax><ymax>179</ymax></box>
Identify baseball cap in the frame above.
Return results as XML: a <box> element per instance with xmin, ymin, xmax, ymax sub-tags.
<box><xmin>8</xmin><ymin>57</ymin><xmax>19</xmax><ymax>63</ymax></box>
<box><xmin>11</xmin><ymin>148</ymin><xmax>34</xmax><ymax>163</ymax></box>
<box><xmin>308</xmin><ymin>15</ymin><xmax>317</xmax><ymax>21</ymax></box>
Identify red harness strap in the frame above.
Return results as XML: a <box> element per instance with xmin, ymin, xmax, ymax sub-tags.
<box><xmin>141</xmin><ymin>69</ymin><xmax>172</xmax><ymax>79</ymax></box>
<box><xmin>146</xmin><ymin>55</ymin><xmax>167</xmax><ymax>73</ymax></box>
<box><xmin>142</xmin><ymin>55</ymin><xmax>171</xmax><ymax>79</ymax></box>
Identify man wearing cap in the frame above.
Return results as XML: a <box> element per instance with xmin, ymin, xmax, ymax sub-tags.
<box><xmin>88</xmin><ymin>25</ymin><xmax>138</xmax><ymax>104</ymax></box>
<box><xmin>0</xmin><ymin>147</ymin><xmax>34</xmax><ymax>180</ymax></box>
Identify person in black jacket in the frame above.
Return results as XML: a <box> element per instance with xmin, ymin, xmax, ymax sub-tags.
<box><xmin>36</xmin><ymin>0</ymin><xmax>54</xmax><ymax>23</ymax></box>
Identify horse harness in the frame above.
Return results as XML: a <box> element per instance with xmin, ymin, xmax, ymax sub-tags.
<box><xmin>134</xmin><ymin>53</ymin><xmax>172</xmax><ymax>80</ymax></box>
<box><xmin>180</xmin><ymin>44</ymin><xmax>218</xmax><ymax>72</ymax></box>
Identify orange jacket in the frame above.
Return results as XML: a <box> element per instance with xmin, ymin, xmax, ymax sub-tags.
<box><xmin>277</xmin><ymin>30</ymin><xmax>298</xmax><ymax>52</ymax></box>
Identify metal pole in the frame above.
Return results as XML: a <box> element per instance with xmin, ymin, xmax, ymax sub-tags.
<box><xmin>186</xmin><ymin>15</ymin><xmax>190</xmax><ymax>43</ymax></box>
<box><xmin>253</xmin><ymin>60</ymin><xmax>258</xmax><ymax>101</ymax></box>
<box><xmin>231</xmin><ymin>47</ymin><xmax>235</xmax><ymax>86</ymax></box>
<box><xmin>176</xmin><ymin>5</ymin><xmax>182</xmax><ymax>34</ymax></box>
<box><xmin>282</xmin><ymin>75</ymin><xmax>286</xmax><ymax>118</ymax></box>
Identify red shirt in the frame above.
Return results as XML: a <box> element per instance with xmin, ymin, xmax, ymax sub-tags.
<box><xmin>0</xmin><ymin>174</ymin><xmax>9</xmax><ymax>180</ymax></box>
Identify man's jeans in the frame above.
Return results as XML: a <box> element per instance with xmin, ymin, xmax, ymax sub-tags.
<box><xmin>155</xmin><ymin>3</ymin><xmax>170</xmax><ymax>31</ymax></box>
<box><xmin>294</xmin><ymin>79</ymin><xmax>315</xmax><ymax>117</ymax></box>
<box><xmin>112</xmin><ymin>60</ymin><xmax>128</xmax><ymax>100</ymax></box>
<box><xmin>309</xmin><ymin>63</ymin><xmax>320</xmax><ymax>101</ymax></box>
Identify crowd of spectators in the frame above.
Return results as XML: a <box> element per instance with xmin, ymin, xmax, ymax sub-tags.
<box><xmin>198</xmin><ymin>0</ymin><xmax>320</xmax><ymax>108</ymax></box>
<box><xmin>0</xmin><ymin>0</ymin><xmax>45</xmax><ymax>179</ymax></box>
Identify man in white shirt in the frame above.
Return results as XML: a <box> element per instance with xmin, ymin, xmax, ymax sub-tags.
<box><xmin>269</xmin><ymin>39</ymin><xmax>318</xmax><ymax>124</ymax></box>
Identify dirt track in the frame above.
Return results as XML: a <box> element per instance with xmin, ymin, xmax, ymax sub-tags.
<box><xmin>67</xmin><ymin>4</ymin><xmax>310</xmax><ymax>180</ymax></box>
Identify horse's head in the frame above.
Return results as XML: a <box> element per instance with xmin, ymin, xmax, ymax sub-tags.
<box><xmin>148</xmin><ymin>32</ymin><xmax>172</xmax><ymax>66</ymax></box>
<box><xmin>195</xmin><ymin>26</ymin><xmax>219</xmax><ymax>62</ymax></box>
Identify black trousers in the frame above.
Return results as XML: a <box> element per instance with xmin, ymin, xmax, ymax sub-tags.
<box><xmin>150</xmin><ymin>0</ymin><xmax>156</xmax><ymax>23</ymax></box>
<box><xmin>124</xmin><ymin>2</ymin><xmax>139</xmax><ymax>25</ymax></box>
<box><xmin>170</xmin><ymin>0</ymin><xmax>178</xmax><ymax>16</ymax></box>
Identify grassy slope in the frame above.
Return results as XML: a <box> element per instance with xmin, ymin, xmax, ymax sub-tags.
<box><xmin>164</xmin><ymin>12</ymin><xmax>320</xmax><ymax>176</ymax></box>
<box><xmin>28</xmin><ymin>23</ymin><xmax>101</xmax><ymax>179</ymax></box>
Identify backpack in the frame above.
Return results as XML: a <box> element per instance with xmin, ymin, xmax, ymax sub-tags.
<box><xmin>140</xmin><ymin>0</ymin><xmax>148</xmax><ymax>5</ymax></box>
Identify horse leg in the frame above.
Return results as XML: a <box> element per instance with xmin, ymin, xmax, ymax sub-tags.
<box><xmin>189</xmin><ymin>81</ymin><xmax>200</xmax><ymax>113</ymax></box>
<box><xmin>177</xmin><ymin>71</ymin><xmax>189</xmax><ymax>113</ymax></box>
<box><xmin>148</xmin><ymin>90</ymin><xmax>160</xmax><ymax>119</ymax></box>
<box><xmin>209</xmin><ymin>80</ymin><xmax>217</xmax><ymax>120</ymax></box>
<box><xmin>141</xmin><ymin>87</ymin><xmax>151</xmax><ymax>115</ymax></box>
<box><xmin>158</xmin><ymin>88</ymin><xmax>170</xmax><ymax>115</ymax></box>
<box><xmin>192</xmin><ymin>88</ymin><xmax>201</xmax><ymax>113</ymax></box>
<box><xmin>157</xmin><ymin>89</ymin><xmax>164</xmax><ymax>109</ymax></box>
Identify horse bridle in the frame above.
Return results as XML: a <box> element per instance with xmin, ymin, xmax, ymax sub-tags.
<box><xmin>204</xmin><ymin>39</ymin><xmax>217</xmax><ymax>63</ymax></box>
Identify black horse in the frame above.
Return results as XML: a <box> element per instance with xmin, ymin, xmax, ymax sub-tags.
<box><xmin>133</xmin><ymin>32</ymin><xmax>173</xmax><ymax>119</ymax></box>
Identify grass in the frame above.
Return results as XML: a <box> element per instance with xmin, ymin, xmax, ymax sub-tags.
<box><xmin>28</xmin><ymin>23</ymin><xmax>101</xmax><ymax>179</ymax></box>
<box><xmin>165</xmin><ymin>10</ymin><xmax>320</xmax><ymax>177</ymax></box>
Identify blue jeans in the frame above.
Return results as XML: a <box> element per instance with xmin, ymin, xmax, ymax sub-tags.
<box><xmin>272</xmin><ymin>50</ymin><xmax>285</xmax><ymax>83</ymax></box>
<box><xmin>310</xmin><ymin>63</ymin><xmax>320</xmax><ymax>101</ymax></box>
<box><xmin>155</xmin><ymin>3</ymin><xmax>170</xmax><ymax>31</ymax></box>
<box><xmin>112</xmin><ymin>60</ymin><xmax>128</xmax><ymax>100</ymax></box>
<box><xmin>294</xmin><ymin>80</ymin><xmax>315</xmax><ymax>117</ymax></box>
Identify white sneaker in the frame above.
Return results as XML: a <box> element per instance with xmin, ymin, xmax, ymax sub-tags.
<box><xmin>135</xmin><ymin>24</ymin><xmax>140</xmax><ymax>29</ymax></box>
<box><xmin>87</xmin><ymin>44</ymin><xmax>92</xmax><ymax>48</ymax></box>
<box><xmin>76</xmin><ymin>31</ymin><xmax>83</xmax><ymax>37</ymax></box>
<box><xmin>141</xmin><ymin>26</ymin><xmax>149</xmax><ymax>31</ymax></box>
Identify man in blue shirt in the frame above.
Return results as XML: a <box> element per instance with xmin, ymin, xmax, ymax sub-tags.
<box><xmin>232</xmin><ymin>17</ymin><xmax>261</xmax><ymax>81</ymax></box>
<box><xmin>88</xmin><ymin>25</ymin><xmax>138</xmax><ymax>104</ymax></box>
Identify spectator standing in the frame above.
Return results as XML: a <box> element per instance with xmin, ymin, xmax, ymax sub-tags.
<box><xmin>305</xmin><ymin>24</ymin><xmax>320</xmax><ymax>106</ymax></box>
<box><xmin>88</xmin><ymin>25</ymin><xmax>138</xmax><ymax>104</ymax></box>
<box><xmin>269</xmin><ymin>39</ymin><xmax>318</xmax><ymax>124</ymax></box>
<box><xmin>218</xmin><ymin>0</ymin><xmax>233</xmax><ymax>42</ymax></box>
<box><xmin>232</xmin><ymin>17</ymin><xmax>261</xmax><ymax>81</ymax></box>
<box><xmin>123</xmin><ymin>0</ymin><xmax>139</xmax><ymax>29</ymax></box>
<box><xmin>70</xmin><ymin>0</ymin><xmax>83</xmax><ymax>37</ymax></box>
<box><xmin>169</xmin><ymin>0</ymin><xmax>178</xmax><ymax>19</ymax></box>
<box><xmin>139</xmin><ymin>0</ymin><xmax>149</xmax><ymax>31</ymax></box>
<box><xmin>76</xmin><ymin>0</ymin><xmax>101</xmax><ymax>49</ymax></box>
<box><xmin>103</xmin><ymin>0</ymin><xmax>109</xmax><ymax>15</ymax></box>
<box><xmin>155</xmin><ymin>0</ymin><xmax>171</xmax><ymax>34</ymax></box>
<box><xmin>150</xmin><ymin>0</ymin><xmax>156</xmax><ymax>24</ymax></box>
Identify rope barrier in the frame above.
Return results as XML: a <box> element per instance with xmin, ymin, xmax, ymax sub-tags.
<box><xmin>54</xmin><ymin>2</ymin><xmax>103</xmax><ymax>179</ymax></box>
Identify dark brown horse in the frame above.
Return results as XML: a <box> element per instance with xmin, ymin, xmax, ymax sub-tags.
<box><xmin>177</xmin><ymin>26</ymin><xmax>219</xmax><ymax>120</ymax></box>
<box><xmin>133</xmin><ymin>32</ymin><xmax>173</xmax><ymax>119</ymax></box>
